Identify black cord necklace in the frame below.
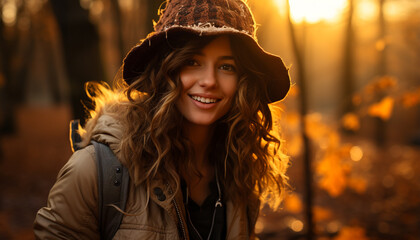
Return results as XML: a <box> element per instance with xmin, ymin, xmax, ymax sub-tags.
<box><xmin>185</xmin><ymin>169</ymin><xmax>223</xmax><ymax>240</ymax></box>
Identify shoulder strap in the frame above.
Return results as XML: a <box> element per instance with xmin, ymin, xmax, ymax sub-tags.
<box><xmin>69</xmin><ymin>119</ymin><xmax>82</xmax><ymax>152</ymax></box>
<box><xmin>92</xmin><ymin>140</ymin><xmax>130</xmax><ymax>240</ymax></box>
<box><xmin>69</xmin><ymin>120</ymin><xmax>130</xmax><ymax>239</ymax></box>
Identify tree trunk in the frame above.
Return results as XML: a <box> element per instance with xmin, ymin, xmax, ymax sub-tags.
<box><xmin>341</xmin><ymin>0</ymin><xmax>355</xmax><ymax>116</ymax></box>
<box><xmin>50</xmin><ymin>0</ymin><xmax>105</xmax><ymax>125</ymax></box>
<box><xmin>286</xmin><ymin>1</ymin><xmax>314</xmax><ymax>239</ymax></box>
<box><xmin>110</xmin><ymin>0</ymin><xmax>125</xmax><ymax>62</ymax></box>
<box><xmin>375</xmin><ymin>0</ymin><xmax>387</xmax><ymax>146</ymax></box>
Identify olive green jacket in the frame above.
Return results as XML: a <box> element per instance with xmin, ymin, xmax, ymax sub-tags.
<box><xmin>34</xmin><ymin>115</ymin><xmax>260</xmax><ymax>239</ymax></box>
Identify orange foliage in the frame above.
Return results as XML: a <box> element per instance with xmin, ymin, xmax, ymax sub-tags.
<box><xmin>347</xmin><ymin>177</ymin><xmax>368</xmax><ymax>194</ymax></box>
<box><xmin>313</xmin><ymin>206</ymin><xmax>333</xmax><ymax>222</ymax></box>
<box><xmin>316</xmin><ymin>152</ymin><xmax>351</xmax><ymax>197</ymax></box>
<box><xmin>304</xmin><ymin>113</ymin><xmax>330</xmax><ymax>142</ymax></box>
<box><xmin>364</xmin><ymin>76</ymin><xmax>397</xmax><ymax>95</ymax></box>
<box><xmin>284</xmin><ymin>193</ymin><xmax>303</xmax><ymax>214</ymax></box>
<box><xmin>334</xmin><ymin>226</ymin><xmax>370</xmax><ymax>240</ymax></box>
<box><xmin>402</xmin><ymin>87</ymin><xmax>420</xmax><ymax>108</ymax></box>
<box><xmin>341</xmin><ymin>113</ymin><xmax>360</xmax><ymax>131</ymax></box>
<box><xmin>368</xmin><ymin>96</ymin><xmax>394</xmax><ymax>120</ymax></box>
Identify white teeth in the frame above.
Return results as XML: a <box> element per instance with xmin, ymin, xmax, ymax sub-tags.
<box><xmin>191</xmin><ymin>95</ymin><xmax>217</xmax><ymax>103</ymax></box>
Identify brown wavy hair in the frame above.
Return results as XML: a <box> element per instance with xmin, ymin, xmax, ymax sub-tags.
<box><xmin>81</xmin><ymin>34</ymin><xmax>289</xmax><ymax>209</ymax></box>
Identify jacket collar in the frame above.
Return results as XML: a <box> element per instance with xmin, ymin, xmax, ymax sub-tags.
<box><xmin>148</xmin><ymin>175</ymin><xmax>260</xmax><ymax>240</ymax></box>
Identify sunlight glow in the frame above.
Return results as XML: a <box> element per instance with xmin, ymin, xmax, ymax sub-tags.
<box><xmin>118</xmin><ymin>0</ymin><xmax>134</xmax><ymax>11</ymax></box>
<box><xmin>356</xmin><ymin>0</ymin><xmax>379</xmax><ymax>21</ymax></box>
<box><xmin>384</xmin><ymin>1</ymin><xmax>410</xmax><ymax>21</ymax></box>
<box><xmin>275</xmin><ymin>0</ymin><xmax>348</xmax><ymax>24</ymax></box>
<box><xmin>357</xmin><ymin>0</ymin><xmax>409</xmax><ymax>21</ymax></box>
<box><xmin>350</xmin><ymin>146</ymin><xmax>363</xmax><ymax>162</ymax></box>
<box><xmin>2</xmin><ymin>1</ymin><xmax>17</xmax><ymax>26</ymax></box>
<box><xmin>289</xmin><ymin>219</ymin><xmax>304</xmax><ymax>232</ymax></box>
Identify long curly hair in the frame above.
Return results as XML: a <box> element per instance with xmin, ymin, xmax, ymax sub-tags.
<box><xmin>82</xmin><ymin>34</ymin><xmax>289</xmax><ymax>209</ymax></box>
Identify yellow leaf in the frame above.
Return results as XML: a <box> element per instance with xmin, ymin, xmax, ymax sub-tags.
<box><xmin>364</xmin><ymin>76</ymin><xmax>397</xmax><ymax>95</ymax></box>
<box><xmin>368</xmin><ymin>96</ymin><xmax>394</xmax><ymax>120</ymax></box>
<box><xmin>341</xmin><ymin>113</ymin><xmax>360</xmax><ymax>131</ymax></box>
<box><xmin>304</xmin><ymin>113</ymin><xmax>330</xmax><ymax>141</ymax></box>
<box><xmin>328</xmin><ymin>132</ymin><xmax>341</xmax><ymax>150</ymax></box>
<box><xmin>334</xmin><ymin>226</ymin><xmax>370</xmax><ymax>240</ymax></box>
<box><xmin>316</xmin><ymin>153</ymin><xmax>350</xmax><ymax>197</ymax></box>
<box><xmin>377</xmin><ymin>76</ymin><xmax>397</xmax><ymax>90</ymax></box>
<box><xmin>284</xmin><ymin>193</ymin><xmax>303</xmax><ymax>214</ymax></box>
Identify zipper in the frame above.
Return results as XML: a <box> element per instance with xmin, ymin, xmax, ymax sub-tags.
<box><xmin>168</xmin><ymin>182</ymin><xmax>187</xmax><ymax>240</ymax></box>
<box><xmin>173</xmin><ymin>198</ymin><xmax>188</xmax><ymax>240</ymax></box>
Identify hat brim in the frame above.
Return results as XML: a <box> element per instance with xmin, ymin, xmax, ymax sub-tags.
<box><xmin>122</xmin><ymin>27</ymin><xmax>290</xmax><ymax>102</ymax></box>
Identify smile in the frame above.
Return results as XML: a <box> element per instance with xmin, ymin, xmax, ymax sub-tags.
<box><xmin>190</xmin><ymin>95</ymin><xmax>219</xmax><ymax>104</ymax></box>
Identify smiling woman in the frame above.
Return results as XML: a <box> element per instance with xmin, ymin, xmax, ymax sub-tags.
<box><xmin>275</xmin><ymin>0</ymin><xmax>348</xmax><ymax>23</ymax></box>
<box><xmin>34</xmin><ymin>0</ymin><xmax>291</xmax><ymax>239</ymax></box>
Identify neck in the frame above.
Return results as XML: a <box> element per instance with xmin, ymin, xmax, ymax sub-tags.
<box><xmin>182</xmin><ymin>121</ymin><xmax>215</xmax><ymax>167</ymax></box>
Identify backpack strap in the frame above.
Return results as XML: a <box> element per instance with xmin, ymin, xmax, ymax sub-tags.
<box><xmin>69</xmin><ymin>119</ymin><xmax>82</xmax><ymax>152</ymax></box>
<box><xmin>92</xmin><ymin>140</ymin><xmax>130</xmax><ymax>240</ymax></box>
<box><xmin>69</xmin><ymin>119</ymin><xmax>129</xmax><ymax>239</ymax></box>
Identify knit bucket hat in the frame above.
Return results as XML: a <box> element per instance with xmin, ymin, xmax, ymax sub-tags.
<box><xmin>123</xmin><ymin>0</ymin><xmax>290</xmax><ymax>102</ymax></box>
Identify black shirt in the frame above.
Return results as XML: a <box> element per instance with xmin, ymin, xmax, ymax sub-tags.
<box><xmin>181</xmin><ymin>179</ymin><xmax>226</xmax><ymax>240</ymax></box>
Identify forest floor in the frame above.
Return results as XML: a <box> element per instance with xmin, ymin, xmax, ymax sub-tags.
<box><xmin>0</xmin><ymin>105</ymin><xmax>73</xmax><ymax>240</ymax></box>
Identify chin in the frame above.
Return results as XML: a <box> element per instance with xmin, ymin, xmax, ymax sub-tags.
<box><xmin>185</xmin><ymin>117</ymin><xmax>218</xmax><ymax>126</ymax></box>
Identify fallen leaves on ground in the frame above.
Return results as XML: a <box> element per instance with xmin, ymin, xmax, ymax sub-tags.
<box><xmin>334</xmin><ymin>226</ymin><xmax>370</xmax><ymax>240</ymax></box>
<box><xmin>368</xmin><ymin>96</ymin><xmax>394</xmax><ymax>120</ymax></box>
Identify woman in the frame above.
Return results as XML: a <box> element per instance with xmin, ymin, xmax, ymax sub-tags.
<box><xmin>34</xmin><ymin>0</ymin><xmax>291</xmax><ymax>239</ymax></box>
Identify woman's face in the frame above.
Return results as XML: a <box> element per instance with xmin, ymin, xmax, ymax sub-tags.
<box><xmin>176</xmin><ymin>36</ymin><xmax>238</xmax><ymax>127</ymax></box>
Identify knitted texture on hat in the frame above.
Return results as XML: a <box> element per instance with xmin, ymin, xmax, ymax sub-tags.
<box><xmin>153</xmin><ymin>0</ymin><xmax>257</xmax><ymax>38</ymax></box>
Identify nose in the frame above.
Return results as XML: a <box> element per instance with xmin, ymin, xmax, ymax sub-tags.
<box><xmin>198</xmin><ymin>66</ymin><xmax>217</xmax><ymax>88</ymax></box>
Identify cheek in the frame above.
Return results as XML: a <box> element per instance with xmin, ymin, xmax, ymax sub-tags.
<box><xmin>179</xmin><ymin>71</ymin><xmax>195</xmax><ymax>91</ymax></box>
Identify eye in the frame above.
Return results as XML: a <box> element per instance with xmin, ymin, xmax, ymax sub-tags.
<box><xmin>185</xmin><ymin>59</ymin><xmax>199</xmax><ymax>66</ymax></box>
<box><xmin>220</xmin><ymin>64</ymin><xmax>236</xmax><ymax>72</ymax></box>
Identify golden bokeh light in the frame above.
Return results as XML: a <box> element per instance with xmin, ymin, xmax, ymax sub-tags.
<box><xmin>289</xmin><ymin>219</ymin><xmax>304</xmax><ymax>232</ymax></box>
<box><xmin>350</xmin><ymin>146</ymin><xmax>363</xmax><ymax>162</ymax></box>
<box><xmin>356</xmin><ymin>0</ymin><xmax>379</xmax><ymax>21</ymax></box>
<box><xmin>2</xmin><ymin>0</ymin><xmax>17</xmax><ymax>26</ymax></box>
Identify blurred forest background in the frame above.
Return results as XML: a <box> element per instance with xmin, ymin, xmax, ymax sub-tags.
<box><xmin>1</xmin><ymin>0</ymin><xmax>420</xmax><ymax>239</ymax></box>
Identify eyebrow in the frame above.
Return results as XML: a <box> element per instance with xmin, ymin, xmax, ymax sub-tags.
<box><xmin>219</xmin><ymin>56</ymin><xmax>235</xmax><ymax>61</ymax></box>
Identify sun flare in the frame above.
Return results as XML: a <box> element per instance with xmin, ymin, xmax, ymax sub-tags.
<box><xmin>275</xmin><ymin>0</ymin><xmax>348</xmax><ymax>24</ymax></box>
